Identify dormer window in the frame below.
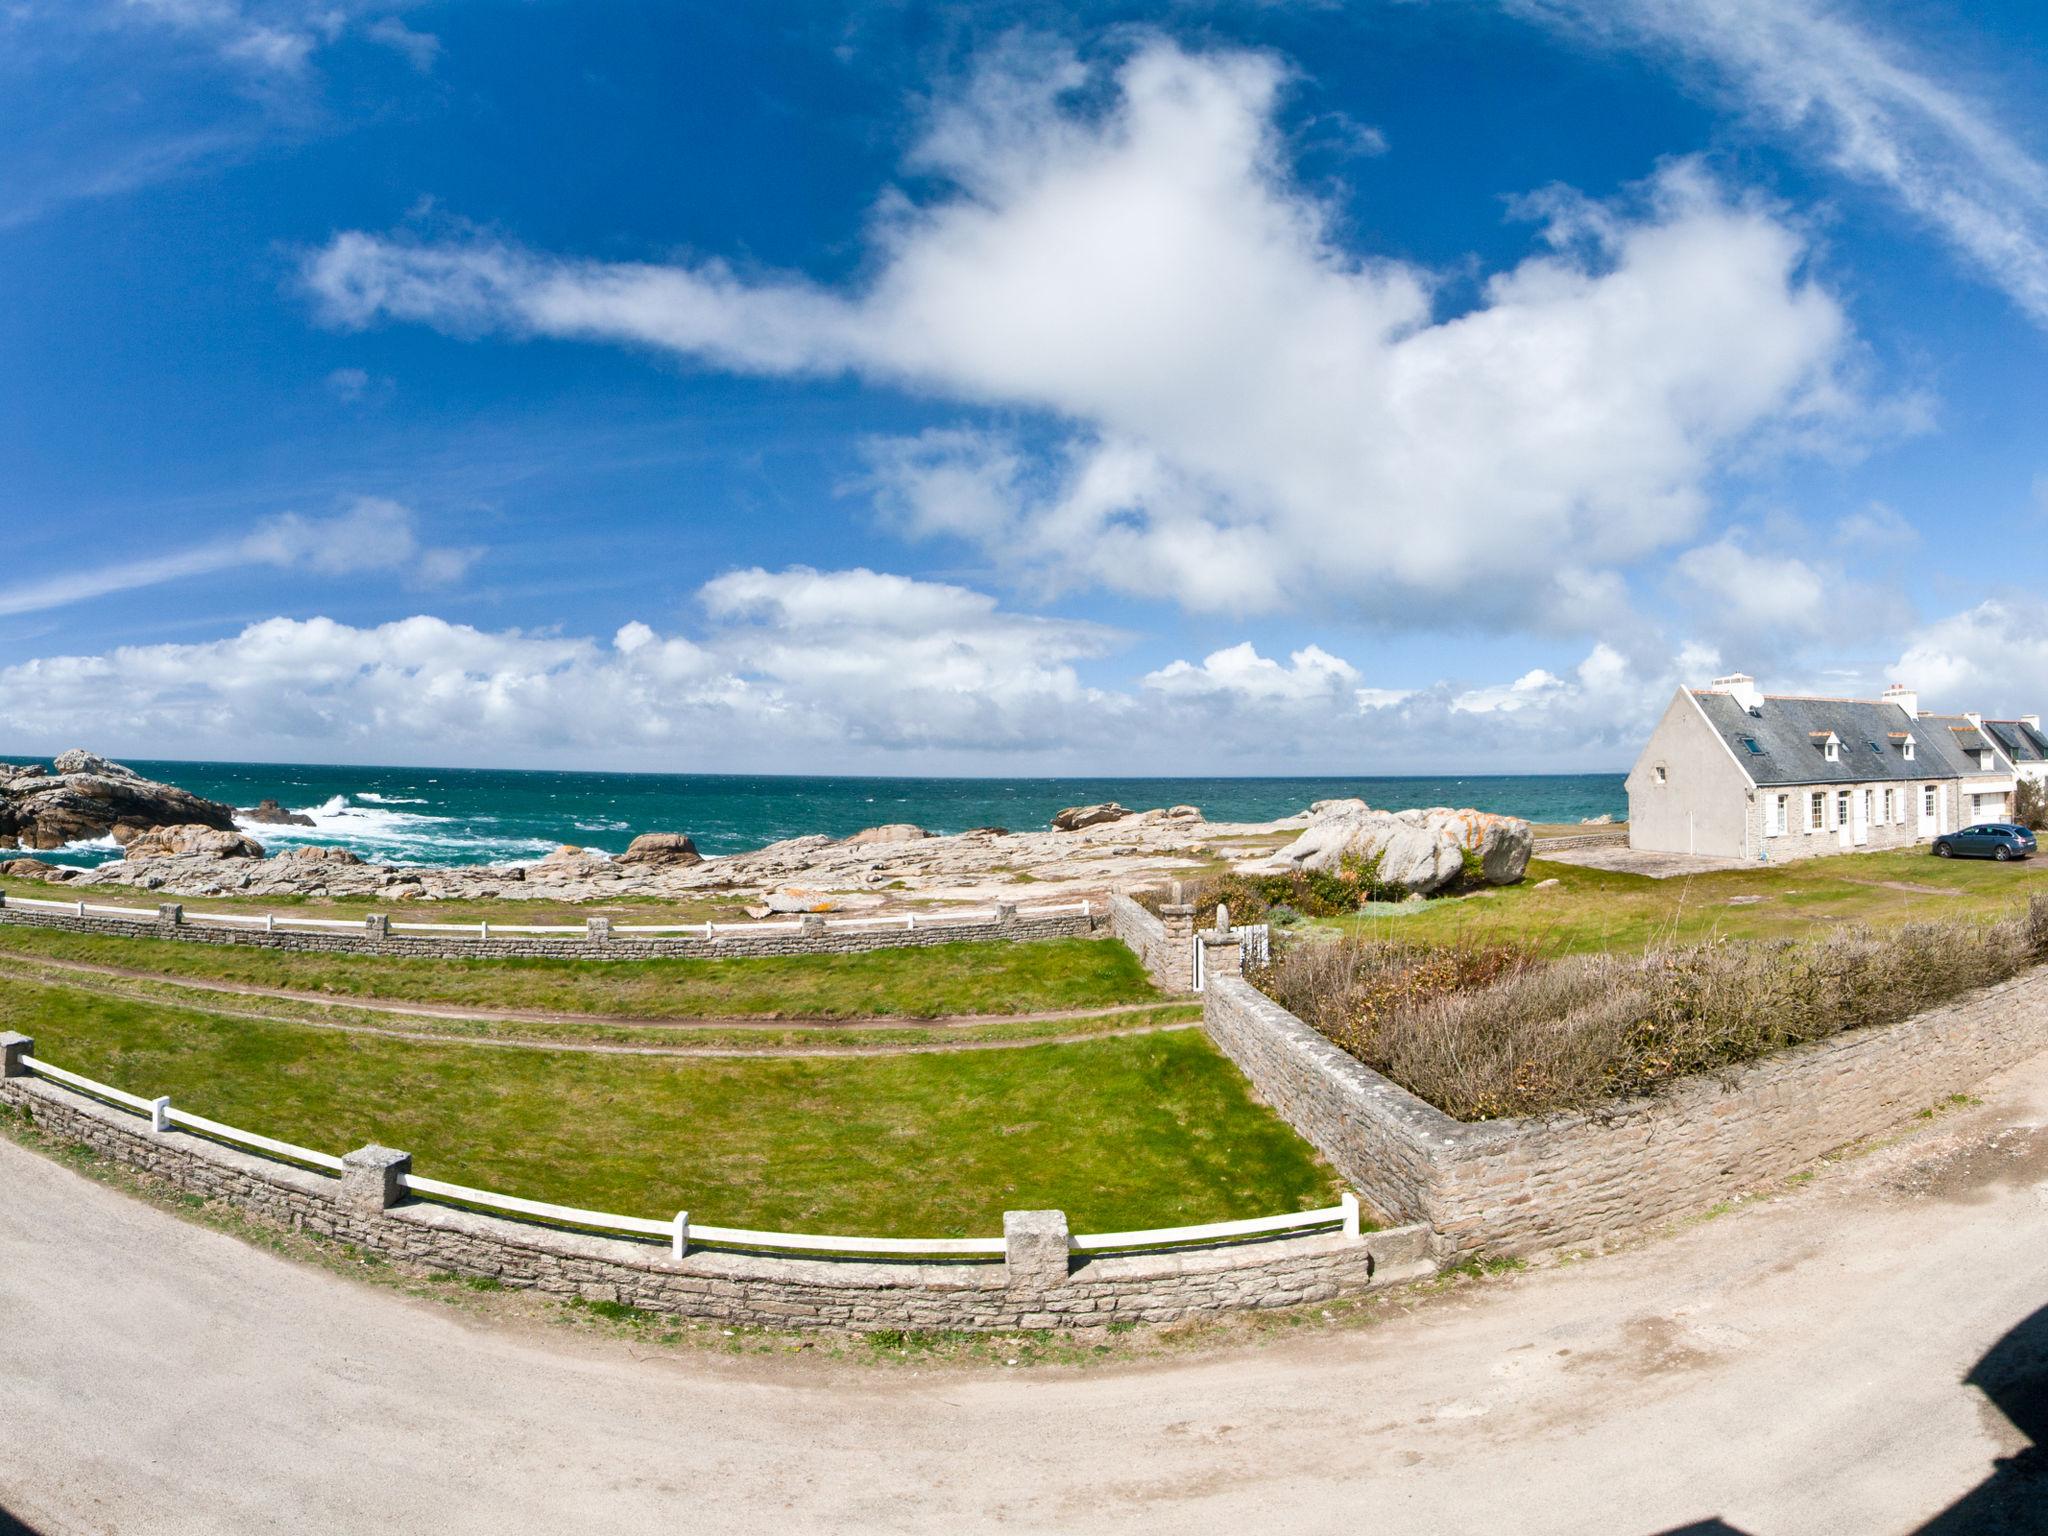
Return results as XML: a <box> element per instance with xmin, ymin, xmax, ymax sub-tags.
<box><xmin>1891</xmin><ymin>731</ymin><xmax>1915</xmax><ymax>761</ymax></box>
<box><xmin>1811</xmin><ymin>729</ymin><xmax>1841</xmax><ymax>763</ymax></box>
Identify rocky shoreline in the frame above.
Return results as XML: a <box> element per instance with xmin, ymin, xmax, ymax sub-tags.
<box><xmin>1</xmin><ymin>754</ymin><xmax>1534</xmax><ymax>910</ymax></box>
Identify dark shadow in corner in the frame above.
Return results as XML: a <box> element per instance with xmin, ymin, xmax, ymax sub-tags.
<box><xmin>1916</xmin><ymin>1302</ymin><xmax>2048</xmax><ymax>1534</ymax></box>
<box><xmin>1653</xmin><ymin>1523</ymin><xmax>1752</xmax><ymax>1535</ymax></box>
<box><xmin>0</xmin><ymin>1502</ymin><xmax>45</xmax><ymax>1536</ymax></box>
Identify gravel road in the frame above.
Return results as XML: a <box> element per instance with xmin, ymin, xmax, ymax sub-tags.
<box><xmin>4</xmin><ymin>1054</ymin><xmax>2047</xmax><ymax>1535</ymax></box>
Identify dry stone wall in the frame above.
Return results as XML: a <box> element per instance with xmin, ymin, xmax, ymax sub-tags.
<box><xmin>0</xmin><ymin>1071</ymin><xmax>1437</xmax><ymax>1331</ymax></box>
<box><xmin>1204</xmin><ymin>967</ymin><xmax>2048</xmax><ymax>1257</ymax></box>
<box><xmin>0</xmin><ymin>897</ymin><xmax>1099</xmax><ymax>961</ymax></box>
<box><xmin>1107</xmin><ymin>893</ymin><xmax>1195</xmax><ymax>992</ymax></box>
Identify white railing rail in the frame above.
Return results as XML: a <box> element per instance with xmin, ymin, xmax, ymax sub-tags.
<box><xmin>0</xmin><ymin>891</ymin><xmax>1094</xmax><ymax>943</ymax></box>
<box><xmin>13</xmin><ymin>1050</ymin><xmax>1359</xmax><ymax>1263</ymax></box>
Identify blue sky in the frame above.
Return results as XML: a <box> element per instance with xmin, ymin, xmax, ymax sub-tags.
<box><xmin>2</xmin><ymin>0</ymin><xmax>2045</xmax><ymax>773</ymax></box>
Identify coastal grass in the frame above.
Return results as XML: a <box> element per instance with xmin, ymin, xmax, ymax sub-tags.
<box><xmin>1316</xmin><ymin>845</ymin><xmax>2048</xmax><ymax>956</ymax></box>
<box><xmin>1258</xmin><ymin>896</ymin><xmax>2048</xmax><ymax>1121</ymax></box>
<box><xmin>0</xmin><ymin>974</ymin><xmax>1336</xmax><ymax>1234</ymax></box>
<box><xmin>0</xmin><ymin>929</ymin><xmax>1159</xmax><ymax>1019</ymax></box>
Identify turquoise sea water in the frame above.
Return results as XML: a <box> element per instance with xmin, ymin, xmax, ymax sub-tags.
<box><xmin>20</xmin><ymin>759</ymin><xmax>1628</xmax><ymax>868</ymax></box>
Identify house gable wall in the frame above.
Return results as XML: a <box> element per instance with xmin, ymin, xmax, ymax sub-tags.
<box><xmin>1626</xmin><ymin>692</ymin><xmax>1752</xmax><ymax>857</ymax></box>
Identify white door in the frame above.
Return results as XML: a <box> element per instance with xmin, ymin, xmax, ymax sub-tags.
<box><xmin>1854</xmin><ymin>791</ymin><xmax>1870</xmax><ymax>846</ymax></box>
<box><xmin>1837</xmin><ymin>791</ymin><xmax>1853</xmax><ymax>849</ymax></box>
<box><xmin>1919</xmin><ymin>786</ymin><xmax>1937</xmax><ymax>837</ymax></box>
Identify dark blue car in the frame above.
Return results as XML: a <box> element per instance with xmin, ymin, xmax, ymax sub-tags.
<box><xmin>1932</xmin><ymin>823</ymin><xmax>2038</xmax><ymax>861</ymax></box>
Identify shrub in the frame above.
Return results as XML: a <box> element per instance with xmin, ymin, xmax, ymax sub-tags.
<box><xmin>1257</xmin><ymin>897</ymin><xmax>2048</xmax><ymax>1121</ymax></box>
<box><xmin>1138</xmin><ymin>856</ymin><xmax>1405</xmax><ymax>923</ymax></box>
<box><xmin>2015</xmin><ymin>778</ymin><xmax>2046</xmax><ymax>831</ymax></box>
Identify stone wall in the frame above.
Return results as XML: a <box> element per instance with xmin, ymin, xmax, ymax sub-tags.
<box><xmin>1204</xmin><ymin>967</ymin><xmax>2048</xmax><ymax>1257</ymax></box>
<box><xmin>1107</xmin><ymin>893</ymin><xmax>1195</xmax><ymax>993</ymax></box>
<box><xmin>0</xmin><ymin>897</ymin><xmax>1100</xmax><ymax>962</ymax></box>
<box><xmin>0</xmin><ymin>1069</ymin><xmax>1436</xmax><ymax>1331</ymax></box>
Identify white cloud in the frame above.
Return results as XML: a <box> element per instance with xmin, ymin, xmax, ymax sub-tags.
<box><xmin>0</xmin><ymin>497</ymin><xmax>477</xmax><ymax>618</ymax></box>
<box><xmin>1144</xmin><ymin>642</ymin><xmax>1362</xmax><ymax>703</ymax></box>
<box><xmin>365</xmin><ymin>16</ymin><xmax>438</xmax><ymax>72</ymax></box>
<box><xmin>1834</xmin><ymin>501</ymin><xmax>1919</xmax><ymax>550</ymax></box>
<box><xmin>0</xmin><ymin>570</ymin><xmax>1731</xmax><ymax>773</ymax></box>
<box><xmin>303</xmin><ymin>37</ymin><xmax>1862</xmax><ymax>627</ymax></box>
<box><xmin>1672</xmin><ymin>534</ymin><xmax>1832</xmax><ymax>638</ymax></box>
<box><xmin>1891</xmin><ymin>598</ymin><xmax>2048</xmax><ymax>716</ymax></box>
<box><xmin>0</xmin><ymin>569</ymin><xmax>1123</xmax><ymax>766</ymax></box>
<box><xmin>1507</xmin><ymin>0</ymin><xmax>2048</xmax><ymax>328</ymax></box>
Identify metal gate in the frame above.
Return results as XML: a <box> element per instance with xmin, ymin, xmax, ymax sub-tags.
<box><xmin>1191</xmin><ymin>924</ymin><xmax>1271</xmax><ymax>992</ymax></box>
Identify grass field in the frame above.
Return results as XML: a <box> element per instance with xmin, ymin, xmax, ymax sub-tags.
<box><xmin>0</xmin><ymin>928</ymin><xmax>1159</xmax><ymax>1019</ymax></box>
<box><xmin>0</xmin><ymin>973</ymin><xmax>1336</xmax><ymax>1235</ymax></box>
<box><xmin>1319</xmin><ymin>846</ymin><xmax>2048</xmax><ymax>956</ymax></box>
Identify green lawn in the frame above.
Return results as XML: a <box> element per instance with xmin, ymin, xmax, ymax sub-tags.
<box><xmin>0</xmin><ymin>928</ymin><xmax>1159</xmax><ymax>1018</ymax></box>
<box><xmin>1321</xmin><ymin>846</ymin><xmax>2048</xmax><ymax>956</ymax></box>
<box><xmin>0</xmin><ymin>975</ymin><xmax>1335</xmax><ymax>1236</ymax></box>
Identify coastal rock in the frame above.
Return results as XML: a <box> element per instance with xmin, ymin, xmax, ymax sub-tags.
<box><xmin>241</xmin><ymin>798</ymin><xmax>317</xmax><ymax>827</ymax></box>
<box><xmin>840</xmin><ymin>824</ymin><xmax>930</xmax><ymax>847</ymax></box>
<box><xmin>616</xmin><ymin>832</ymin><xmax>704</xmax><ymax>868</ymax></box>
<box><xmin>1268</xmin><ymin>802</ymin><xmax>1531</xmax><ymax>893</ymax></box>
<box><xmin>0</xmin><ymin>857</ymin><xmax>59</xmax><ymax>878</ymax></box>
<box><xmin>764</xmin><ymin>887</ymin><xmax>839</xmax><ymax>913</ymax></box>
<box><xmin>1051</xmin><ymin>802</ymin><xmax>1131</xmax><ymax>832</ymax></box>
<box><xmin>0</xmin><ymin>751</ymin><xmax>240</xmax><ymax>851</ymax></box>
<box><xmin>122</xmin><ymin>824</ymin><xmax>267</xmax><ymax>860</ymax></box>
<box><xmin>275</xmin><ymin>845</ymin><xmax>363</xmax><ymax>866</ymax></box>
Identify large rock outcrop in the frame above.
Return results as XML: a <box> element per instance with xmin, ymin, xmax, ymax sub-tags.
<box><xmin>1052</xmin><ymin>802</ymin><xmax>1132</xmax><ymax>832</ymax></box>
<box><xmin>840</xmin><ymin>824</ymin><xmax>931</xmax><ymax>847</ymax></box>
<box><xmin>616</xmin><ymin>832</ymin><xmax>704</xmax><ymax>868</ymax></box>
<box><xmin>241</xmin><ymin>798</ymin><xmax>316</xmax><ymax>827</ymax></box>
<box><xmin>1266</xmin><ymin>802</ymin><xmax>1533</xmax><ymax>894</ymax></box>
<box><xmin>121</xmin><ymin>825</ymin><xmax>267</xmax><ymax>860</ymax></box>
<box><xmin>0</xmin><ymin>753</ymin><xmax>239</xmax><ymax>851</ymax></box>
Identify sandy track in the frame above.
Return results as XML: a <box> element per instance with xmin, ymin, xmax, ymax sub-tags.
<box><xmin>4</xmin><ymin>1052</ymin><xmax>2047</xmax><ymax>1533</ymax></box>
<box><xmin>0</xmin><ymin>960</ymin><xmax>1198</xmax><ymax>1058</ymax></box>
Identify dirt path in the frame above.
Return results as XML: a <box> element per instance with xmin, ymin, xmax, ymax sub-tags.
<box><xmin>0</xmin><ymin>961</ymin><xmax>1199</xmax><ymax>1058</ymax></box>
<box><xmin>0</xmin><ymin>950</ymin><xmax>1185</xmax><ymax>1030</ymax></box>
<box><xmin>5</xmin><ymin>1052</ymin><xmax>2047</xmax><ymax>1533</ymax></box>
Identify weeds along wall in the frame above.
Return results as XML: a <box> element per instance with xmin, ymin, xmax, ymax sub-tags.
<box><xmin>1202</xmin><ymin>967</ymin><xmax>2048</xmax><ymax>1257</ymax></box>
<box><xmin>0</xmin><ymin>899</ymin><xmax>1100</xmax><ymax>961</ymax></box>
<box><xmin>0</xmin><ymin>1074</ymin><xmax>1438</xmax><ymax>1331</ymax></box>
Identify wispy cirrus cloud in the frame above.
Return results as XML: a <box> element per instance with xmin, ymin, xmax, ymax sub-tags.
<box><xmin>1504</xmin><ymin>0</ymin><xmax>2048</xmax><ymax>327</ymax></box>
<box><xmin>0</xmin><ymin>497</ymin><xmax>478</xmax><ymax>619</ymax></box>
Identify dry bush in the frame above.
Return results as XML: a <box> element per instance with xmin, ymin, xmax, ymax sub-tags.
<box><xmin>1256</xmin><ymin>896</ymin><xmax>2048</xmax><ymax>1121</ymax></box>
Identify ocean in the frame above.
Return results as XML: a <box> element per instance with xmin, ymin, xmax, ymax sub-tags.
<box><xmin>19</xmin><ymin>760</ymin><xmax>1628</xmax><ymax>869</ymax></box>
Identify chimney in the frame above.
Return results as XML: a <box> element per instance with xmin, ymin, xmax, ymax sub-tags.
<box><xmin>1710</xmin><ymin>673</ymin><xmax>1763</xmax><ymax>712</ymax></box>
<box><xmin>2023</xmin><ymin>714</ymin><xmax>2042</xmax><ymax>731</ymax></box>
<box><xmin>1882</xmin><ymin>682</ymin><xmax>1919</xmax><ymax>719</ymax></box>
<box><xmin>1964</xmin><ymin>710</ymin><xmax>1984</xmax><ymax>728</ymax></box>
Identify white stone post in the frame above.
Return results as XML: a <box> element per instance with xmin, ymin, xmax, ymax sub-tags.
<box><xmin>156</xmin><ymin>903</ymin><xmax>183</xmax><ymax>931</ymax></box>
<box><xmin>994</xmin><ymin>901</ymin><xmax>1018</xmax><ymax>928</ymax></box>
<box><xmin>340</xmin><ymin>1145</ymin><xmax>411</xmax><ymax>1216</ymax></box>
<box><xmin>0</xmin><ymin>1032</ymin><xmax>33</xmax><ymax>1077</ymax></box>
<box><xmin>801</xmin><ymin>914</ymin><xmax>827</xmax><ymax>939</ymax></box>
<box><xmin>1004</xmin><ymin>1210</ymin><xmax>1071</xmax><ymax>1290</ymax></box>
<box><xmin>148</xmin><ymin>1096</ymin><xmax>171</xmax><ymax>1133</ymax></box>
<box><xmin>586</xmin><ymin>916</ymin><xmax>612</xmax><ymax>944</ymax></box>
<box><xmin>671</xmin><ymin>1210</ymin><xmax>690</xmax><ymax>1260</ymax></box>
<box><xmin>1341</xmin><ymin>1192</ymin><xmax>1362</xmax><ymax>1239</ymax></box>
<box><xmin>364</xmin><ymin>914</ymin><xmax>390</xmax><ymax>939</ymax></box>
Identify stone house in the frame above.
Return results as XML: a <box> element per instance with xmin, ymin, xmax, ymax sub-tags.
<box><xmin>1626</xmin><ymin>675</ymin><xmax>2016</xmax><ymax>862</ymax></box>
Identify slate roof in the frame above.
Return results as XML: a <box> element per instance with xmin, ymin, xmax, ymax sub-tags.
<box><xmin>1689</xmin><ymin>691</ymin><xmax>1980</xmax><ymax>787</ymax></box>
<box><xmin>1984</xmin><ymin>718</ymin><xmax>2048</xmax><ymax>765</ymax></box>
<box><xmin>1920</xmin><ymin>715</ymin><xmax>2012</xmax><ymax>774</ymax></box>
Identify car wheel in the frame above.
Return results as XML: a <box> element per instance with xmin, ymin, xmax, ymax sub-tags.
<box><xmin>1995</xmin><ymin>846</ymin><xmax>2014</xmax><ymax>861</ymax></box>
<box><xmin>1935</xmin><ymin>843</ymin><xmax>1954</xmax><ymax>857</ymax></box>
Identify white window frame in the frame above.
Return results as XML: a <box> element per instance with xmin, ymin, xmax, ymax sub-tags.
<box><xmin>1824</xmin><ymin>737</ymin><xmax>1840</xmax><ymax>763</ymax></box>
<box><xmin>1772</xmin><ymin>794</ymin><xmax>1789</xmax><ymax>836</ymax></box>
<box><xmin>1810</xmin><ymin>790</ymin><xmax>1826</xmax><ymax>830</ymax></box>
